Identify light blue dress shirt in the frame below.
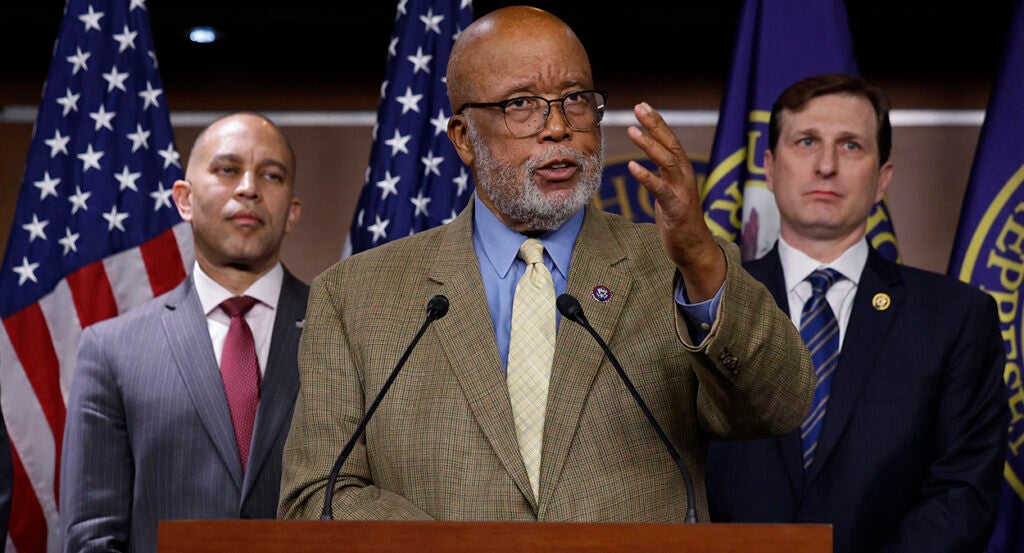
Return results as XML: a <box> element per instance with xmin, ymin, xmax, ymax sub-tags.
<box><xmin>471</xmin><ymin>194</ymin><xmax>721</xmax><ymax>370</ymax></box>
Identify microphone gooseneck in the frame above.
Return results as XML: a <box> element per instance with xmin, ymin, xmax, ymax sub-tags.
<box><xmin>556</xmin><ymin>293</ymin><xmax>699</xmax><ymax>523</ymax></box>
<box><xmin>320</xmin><ymin>294</ymin><xmax>449</xmax><ymax>520</ymax></box>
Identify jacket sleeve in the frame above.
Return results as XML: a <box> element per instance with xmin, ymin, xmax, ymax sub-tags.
<box><xmin>683</xmin><ymin>238</ymin><xmax>817</xmax><ymax>439</ymax></box>
<box><xmin>61</xmin><ymin>326</ymin><xmax>134</xmax><ymax>552</ymax></box>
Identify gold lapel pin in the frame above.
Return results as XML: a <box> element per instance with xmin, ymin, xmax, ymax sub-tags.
<box><xmin>872</xmin><ymin>293</ymin><xmax>891</xmax><ymax>311</ymax></box>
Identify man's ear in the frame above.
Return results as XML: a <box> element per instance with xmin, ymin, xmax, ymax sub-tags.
<box><xmin>171</xmin><ymin>179</ymin><xmax>193</xmax><ymax>222</ymax></box>
<box><xmin>447</xmin><ymin>114</ymin><xmax>475</xmax><ymax>166</ymax></box>
<box><xmin>764</xmin><ymin>149</ymin><xmax>776</xmax><ymax>193</ymax></box>
<box><xmin>875</xmin><ymin>161</ymin><xmax>894</xmax><ymax>203</ymax></box>
<box><xmin>285</xmin><ymin>198</ymin><xmax>301</xmax><ymax>234</ymax></box>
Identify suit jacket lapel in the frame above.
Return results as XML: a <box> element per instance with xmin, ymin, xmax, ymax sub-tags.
<box><xmin>745</xmin><ymin>247</ymin><xmax>804</xmax><ymax>498</ymax></box>
<box><xmin>803</xmin><ymin>247</ymin><xmax>900</xmax><ymax>488</ymax></box>
<box><xmin>242</xmin><ymin>268</ymin><xmax>308</xmax><ymax>498</ymax></box>
<box><xmin>538</xmin><ymin>206</ymin><xmax>631</xmax><ymax>516</ymax></box>
<box><xmin>427</xmin><ymin>204</ymin><xmax>536</xmax><ymax>503</ymax></box>
<box><xmin>162</xmin><ymin>276</ymin><xmax>243</xmax><ymax>491</ymax></box>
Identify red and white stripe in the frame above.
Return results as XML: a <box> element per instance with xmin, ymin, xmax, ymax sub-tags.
<box><xmin>0</xmin><ymin>223</ymin><xmax>192</xmax><ymax>553</ymax></box>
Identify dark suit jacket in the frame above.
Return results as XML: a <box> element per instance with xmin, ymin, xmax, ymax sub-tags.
<box><xmin>279</xmin><ymin>204</ymin><xmax>815</xmax><ymax>522</ymax></box>
<box><xmin>60</xmin><ymin>268</ymin><xmax>308</xmax><ymax>553</ymax></box>
<box><xmin>707</xmin><ymin>244</ymin><xmax>1008</xmax><ymax>553</ymax></box>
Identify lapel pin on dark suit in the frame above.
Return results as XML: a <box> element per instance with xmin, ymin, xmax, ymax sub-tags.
<box><xmin>872</xmin><ymin>293</ymin><xmax>891</xmax><ymax>311</ymax></box>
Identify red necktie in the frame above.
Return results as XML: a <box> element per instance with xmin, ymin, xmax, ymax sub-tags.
<box><xmin>220</xmin><ymin>295</ymin><xmax>261</xmax><ymax>472</ymax></box>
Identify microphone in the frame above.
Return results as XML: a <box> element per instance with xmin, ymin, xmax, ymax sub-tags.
<box><xmin>556</xmin><ymin>293</ymin><xmax>699</xmax><ymax>523</ymax></box>
<box><xmin>320</xmin><ymin>294</ymin><xmax>449</xmax><ymax>520</ymax></box>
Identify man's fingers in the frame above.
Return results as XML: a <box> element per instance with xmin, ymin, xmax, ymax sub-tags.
<box><xmin>634</xmin><ymin>102</ymin><xmax>691</xmax><ymax>166</ymax></box>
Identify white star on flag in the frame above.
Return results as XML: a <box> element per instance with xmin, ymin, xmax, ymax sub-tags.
<box><xmin>114</xmin><ymin>165</ymin><xmax>141</xmax><ymax>192</ymax></box>
<box><xmin>112</xmin><ymin>24</ymin><xmax>137</xmax><ymax>52</ymax></box>
<box><xmin>396</xmin><ymin>86</ymin><xmax>423</xmax><ymax>114</ymax></box>
<box><xmin>12</xmin><ymin>256</ymin><xmax>40</xmax><ymax>286</ymax></box>
<box><xmin>57</xmin><ymin>88</ymin><xmax>81</xmax><ymax>116</ymax></box>
<box><xmin>407</xmin><ymin>46</ymin><xmax>433</xmax><ymax>74</ymax></box>
<box><xmin>138</xmin><ymin>81</ymin><xmax>163</xmax><ymax>110</ymax></box>
<box><xmin>158</xmin><ymin>143</ymin><xmax>180</xmax><ymax>168</ymax></box>
<box><xmin>376</xmin><ymin>171</ymin><xmax>401</xmax><ymax>199</ymax></box>
<box><xmin>126</xmin><ymin>123</ymin><xmax>151</xmax><ymax>152</ymax></box>
<box><xmin>367</xmin><ymin>215</ymin><xmax>390</xmax><ymax>243</ymax></box>
<box><xmin>78</xmin><ymin>5</ymin><xmax>104</xmax><ymax>32</ymax></box>
<box><xmin>410</xmin><ymin>191</ymin><xmax>431</xmax><ymax>217</ymax></box>
<box><xmin>67</xmin><ymin>47</ymin><xmax>91</xmax><ymax>75</ymax></box>
<box><xmin>89</xmin><ymin>104</ymin><xmax>116</xmax><ymax>131</ymax></box>
<box><xmin>58</xmin><ymin>227</ymin><xmax>81</xmax><ymax>255</ymax></box>
<box><xmin>22</xmin><ymin>215</ymin><xmax>50</xmax><ymax>243</ymax></box>
<box><xmin>149</xmin><ymin>182</ymin><xmax>174</xmax><ymax>210</ymax></box>
<box><xmin>384</xmin><ymin>129</ymin><xmax>412</xmax><ymax>156</ymax></box>
<box><xmin>77</xmin><ymin>144</ymin><xmax>104</xmax><ymax>172</ymax></box>
<box><xmin>453</xmin><ymin>167</ymin><xmax>469</xmax><ymax>196</ymax></box>
<box><xmin>420</xmin><ymin>8</ymin><xmax>444</xmax><ymax>34</ymax></box>
<box><xmin>421</xmin><ymin>151</ymin><xmax>443</xmax><ymax>177</ymax></box>
<box><xmin>102</xmin><ymin>205</ymin><xmax>130</xmax><ymax>232</ymax></box>
<box><xmin>33</xmin><ymin>171</ymin><xmax>61</xmax><ymax>200</ymax></box>
<box><xmin>45</xmin><ymin>129</ymin><xmax>71</xmax><ymax>158</ymax></box>
<box><xmin>102</xmin><ymin>66</ymin><xmax>130</xmax><ymax>92</ymax></box>
<box><xmin>429</xmin><ymin>110</ymin><xmax>448</xmax><ymax>136</ymax></box>
<box><xmin>68</xmin><ymin>185</ymin><xmax>92</xmax><ymax>214</ymax></box>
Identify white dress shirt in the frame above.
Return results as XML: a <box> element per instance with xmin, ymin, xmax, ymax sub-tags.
<box><xmin>778</xmin><ymin>238</ymin><xmax>868</xmax><ymax>349</ymax></box>
<box><xmin>193</xmin><ymin>262</ymin><xmax>283</xmax><ymax>377</ymax></box>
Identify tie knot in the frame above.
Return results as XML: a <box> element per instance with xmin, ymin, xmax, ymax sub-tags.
<box><xmin>518</xmin><ymin>238</ymin><xmax>545</xmax><ymax>265</ymax></box>
<box><xmin>221</xmin><ymin>295</ymin><xmax>258</xmax><ymax>318</ymax></box>
<box><xmin>806</xmin><ymin>268</ymin><xmax>842</xmax><ymax>295</ymax></box>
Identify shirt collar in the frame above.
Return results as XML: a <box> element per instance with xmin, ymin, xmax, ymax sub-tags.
<box><xmin>193</xmin><ymin>261</ymin><xmax>283</xmax><ymax>316</ymax></box>
<box><xmin>778</xmin><ymin>236</ymin><xmax>868</xmax><ymax>293</ymax></box>
<box><xmin>472</xmin><ymin>193</ymin><xmax>583</xmax><ymax>280</ymax></box>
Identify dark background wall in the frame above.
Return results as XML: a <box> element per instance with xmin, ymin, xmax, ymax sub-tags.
<box><xmin>0</xmin><ymin>1</ymin><xmax>1017</xmax><ymax>282</ymax></box>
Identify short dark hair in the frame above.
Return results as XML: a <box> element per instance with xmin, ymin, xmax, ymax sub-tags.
<box><xmin>768</xmin><ymin>73</ymin><xmax>892</xmax><ymax>165</ymax></box>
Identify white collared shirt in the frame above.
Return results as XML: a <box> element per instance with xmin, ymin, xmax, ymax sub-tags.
<box><xmin>778</xmin><ymin>238</ymin><xmax>867</xmax><ymax>348</ymax></box>
<box><xmin>193</xmin><ymin>261</ymin><xmax>283</xmax><ymax>376</ymax></box>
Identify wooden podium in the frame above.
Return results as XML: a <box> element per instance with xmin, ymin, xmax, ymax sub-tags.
<box><xmin>159</xmin><ymin>520</ymin><xmax>831</xmax><ymax>552</ymax></box>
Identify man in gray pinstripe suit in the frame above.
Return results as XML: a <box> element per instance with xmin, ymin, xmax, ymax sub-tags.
<box><xmin>60</xmin><ymin>112</ymin><xmax>309</xmax><ymax>552</ymax></box>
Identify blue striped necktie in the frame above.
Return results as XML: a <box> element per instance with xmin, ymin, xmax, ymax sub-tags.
<box><xmin>799</xmin><ymin>268</ymin><xmax>843</xmax><ymax>473</ymax></box>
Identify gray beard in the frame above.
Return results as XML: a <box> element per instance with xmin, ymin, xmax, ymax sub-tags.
<box><xmin>469</xmin><ymin>123</ymin><xmax>605</xmax><ymax>231</ymax></box>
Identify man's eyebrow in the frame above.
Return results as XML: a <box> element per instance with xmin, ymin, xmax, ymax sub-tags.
<box><xmin>208</xmin><ymin>153</ymin><xmax>243</xmax><ymax>165</ymax></box>
<box><xmin>260</xmin><ymin>159</ymin><xmax>290</xmax><ymax>175</ymax></box>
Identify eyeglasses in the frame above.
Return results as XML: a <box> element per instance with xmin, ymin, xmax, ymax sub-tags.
<box><xmin>456</xmin><ymin>90</ymin><xmax>609</xmax><ymax>137</ymax></box>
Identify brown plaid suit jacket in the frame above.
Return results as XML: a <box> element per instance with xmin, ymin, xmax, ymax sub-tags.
<box><xmin>279</xmin><ymin>203</ymin><xmax>813</xmax><ymax>522</ymax></box>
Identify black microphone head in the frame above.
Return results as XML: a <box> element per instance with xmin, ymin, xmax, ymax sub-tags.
<box><xmin>426</xmin><ymin>294</ymin><xmax>449</xmax><ymax>321</ymax></box>
<box><xmin>556</xmin><ymin>293</ymin><xmax>588</xmax><ymax>326</ymax></box>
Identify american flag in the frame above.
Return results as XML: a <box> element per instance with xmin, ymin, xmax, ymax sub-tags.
<box><xmin>343</xmin><ymin>0</ymin><xmax>475</xmax><ymax>256</ymax></box>
<box><xmin>0</xmin><ymin>1</ymin><xmax>192</xmax><ymax>551</ymax></box>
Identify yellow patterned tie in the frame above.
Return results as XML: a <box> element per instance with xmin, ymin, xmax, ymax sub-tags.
<box><xmin>507</xmin><ymin>238</ymin><xmax>556</xmax><ymax>499</ymax></box>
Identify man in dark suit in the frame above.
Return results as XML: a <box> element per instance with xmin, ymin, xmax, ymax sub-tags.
<box><xmin>279</xmin><ymin>6</ymin><xmax>814</xmax><ymax>523</ymax></box>
<box><xmin>60</xmin><ymin>112</ymin><xmax>309</xmax><ymax>552</ymax></box>
<box><xmin>707</xmin><ymin>73</ymin><xmax>1008</xmax><ymax>553</ymax></box>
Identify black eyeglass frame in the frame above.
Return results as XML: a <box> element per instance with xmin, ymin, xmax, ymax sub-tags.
<box><xmin>456</xmin><ymin>90</ymin><xmax>609</xmax><ymax>137</ymax></box>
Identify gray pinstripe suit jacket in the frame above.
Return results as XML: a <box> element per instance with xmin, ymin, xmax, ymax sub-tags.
<box><xmin>60</xmin><ymin>268</ymin><xmax>308</xmax><ymax>552</ymax></box>
<box><xmin>279</xmin><ymin>204</ymin><xmax>814</xmax><ymax>523</ymax></box>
